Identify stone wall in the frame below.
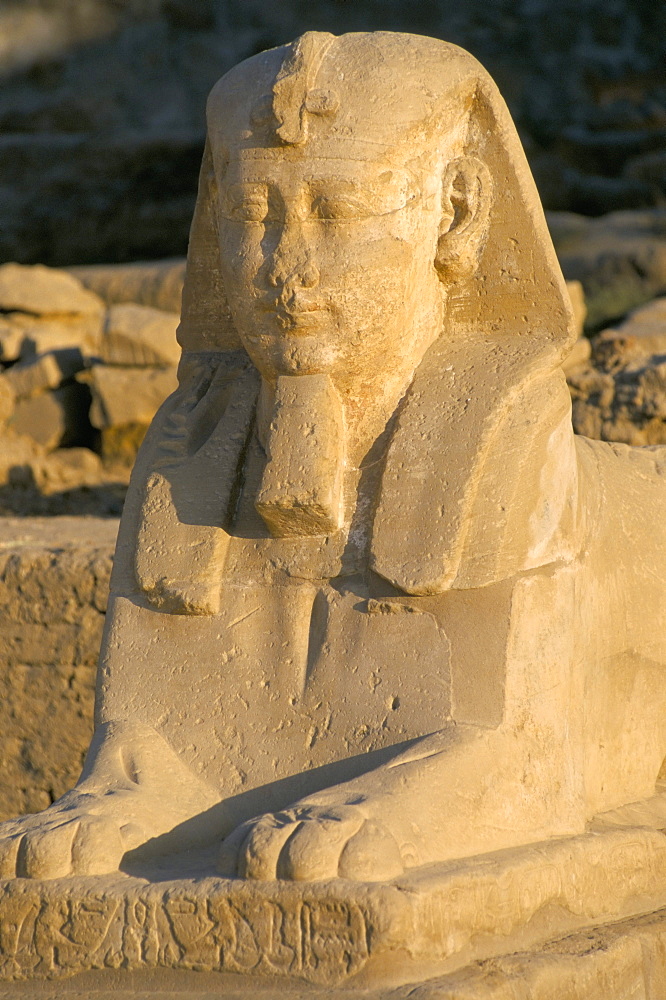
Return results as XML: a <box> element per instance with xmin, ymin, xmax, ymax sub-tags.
<box><xmin>0</xmin><ymin>517</ymin><xmax>117</xmax><ymax>821</ymax></box>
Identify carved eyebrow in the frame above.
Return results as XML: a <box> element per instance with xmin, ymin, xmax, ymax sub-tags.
<box><xmin>307</xmin><ymin>174</ymin><xmax>419</xmax><ymax>213</ymax></box>
<box><xmin>225</xmin><ymin>182</ymin><xmax>268</xmax><ymax>201</ymax></box>
<box><xmin>304</xmin><ymin>170</ymin><xmax>410</xmax><ymax>190</ymax></box>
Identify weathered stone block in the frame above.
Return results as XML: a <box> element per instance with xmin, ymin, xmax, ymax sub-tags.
<box><xmin>16</xmin><ymin>314</ymin><xmax>103</xmax><ymax>360</ymax></box>
<box><xmin>33</xmin><ymin>447</ymin><xmax>105</xmax><ymax>495</ymax></box>
<box><xmin>3</xmin><ymin>353</ymin><xmax>63</xmax><ymax>399</ymax></box>
<box><xmin>10</xmin><ymin>382</ymin><xmax>91</xmax><ymax>451</ymax></box>
<box><xmin>100</xmin><ymin>302</ymin><xmax>180</xmax><ymax>367</ymax></box>
<box><xmin>69</xmin><ymin>258</ymin><xmax>186</xmax><ymax>314</ymax></box>
<box><xmin>0</xmin><ymin>377</ymin><xmax>15</xmax><ymax>428</ymax></box>
<box><xmin>0</xmin><ymin>263</ymin><xmax>104</xmax><ymax>316</ymax></box>
<box><xmin>0</xmin><ymin>518</ymin><xmax>116</xmax><ymax>821</ymax></box>
<box><xmin>0</xmin><ymin>430</ymin><xmax>44</xmax><ymax>487</ymax></box>
<box><xmin>82</xmin><ymin>363</ymin><xmax>178</xmax><ymax>429</ymax></box>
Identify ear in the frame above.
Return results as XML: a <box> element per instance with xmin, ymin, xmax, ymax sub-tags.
<box><xmin>435</xmin><ymin>155</ymin><xmax>492</xmax><ymax>282</ymax></box>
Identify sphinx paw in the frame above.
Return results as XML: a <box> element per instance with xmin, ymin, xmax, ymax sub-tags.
<box><xmin>0</xmin><ymin>798</ymin><xmax>142</xmax><ymax>880</ymax></box>
<box><xmin>219</xmin><ymin>803</ymin><xmax>404</xmax><ymax>882</ymax></box>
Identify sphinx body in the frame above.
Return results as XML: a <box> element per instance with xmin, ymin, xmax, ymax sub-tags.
<box><xmin>1</xmin><ymin>31</ymin><xmax>666</xmax><ymax>885</ymax></box>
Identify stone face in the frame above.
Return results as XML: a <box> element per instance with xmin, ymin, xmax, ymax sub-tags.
<box><xmin>0</xmin><ymin>263</ymin><xmax>104</xmax><ymax>316</ymax></box>
<box><xmin>4</xmin><ymin>28</ymin><xmax>666</xmax><ymax>996</ymax></box>
<box><xmin>100</xmin><ymin>302</ymin><xmax>181</xmax><ymax>367</ymax></box>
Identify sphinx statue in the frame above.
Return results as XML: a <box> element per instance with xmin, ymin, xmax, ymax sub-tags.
<box><xmin>2</xmin><ymin>30</ymin><xmax>666</xmax><ymax>996</ymax></box>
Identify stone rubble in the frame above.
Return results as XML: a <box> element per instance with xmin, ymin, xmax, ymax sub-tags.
<box><xmin>0</xmin><ymin>262</ymin><xmax>104</xmax><ymax>316</ymax></box>
<box><xmin>548</xmin><ymin>209</ymin><xmax>666</xmax><ymax>331</ymax></box>
<box><xmin>567</xmin><ymin>296</ymin><xmax>666</xmax><ymax>445</ymax></box>
<box><xmin>0</xmin><ymin>261</ymin><xmax>183</xmax><ymax>514</ymax></box>
<box><xmin>99</xmin><ymin>302</ymin><xmax>181</xmax><ymax>367</ymax></box>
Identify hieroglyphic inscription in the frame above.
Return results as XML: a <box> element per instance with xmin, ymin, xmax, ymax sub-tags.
<box><xmin>0</xmin><ymin>880</ymin><xmax>369</xmax><ymax>985</ymax></box>
<box><xmin>3</xmin><ymin>829</ymin><xmax>666</xmax><ymax>988</ymax></box>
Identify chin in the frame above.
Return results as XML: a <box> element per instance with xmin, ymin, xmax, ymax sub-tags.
<box><xmin>274</xmin><ymin>353</ymin><xmax>331</xmax><ymax>377</ymax></box>
<box><xmin>251</xmin><ymin>336</ymin><xmax>338</xmax><ymax>378</ymax></box>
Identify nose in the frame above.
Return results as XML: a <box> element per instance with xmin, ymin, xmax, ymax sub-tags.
<box><xmin>265</xmin><ymin>223</ymin><xmax>320</xmax><ymax>292</ymax></box>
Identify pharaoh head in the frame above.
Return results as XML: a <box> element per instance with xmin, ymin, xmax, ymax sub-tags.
<box><xmin>176</xmin><ymin>31</ymin><xmax>576</xmax><ymax>566</ymax></box>
<box><xmin>181</xmin><ymin>31</ymin><xmax>574</xmax><ymax>388</ymax></box>
<box><xmin>206</xmin><ymin>31</ymin><xmax>495</xmax><ymax>400</ymax></box>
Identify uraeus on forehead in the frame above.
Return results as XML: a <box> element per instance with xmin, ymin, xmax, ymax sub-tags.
<box><xmin>207</xmin><ymin>31</ymin><xmax>474</xmax><ymax>159</ymax></box>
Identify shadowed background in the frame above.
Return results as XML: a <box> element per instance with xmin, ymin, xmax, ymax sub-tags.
<box><xmin>1</xmin><ymin>0</ymin><xmax>665</xmax><ymax>267</ymax></box>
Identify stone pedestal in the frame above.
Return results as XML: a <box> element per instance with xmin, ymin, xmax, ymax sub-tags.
<box><xmin>3</xmin><ymin>824</ymin><xmax>666</xmax><ymax>998</ymax></box>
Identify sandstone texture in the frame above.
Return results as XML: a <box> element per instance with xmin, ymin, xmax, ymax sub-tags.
<box><xmin>0</xmin><ymin>517</ymin><xmax>117</xmax><ymax>822</ymax></box>
<box><xmin>69</xmin><ymin>258</ymin><xmax>186</xmax><ymax>314</ymax></box>
<box><xmin>99</xmin><ymin>303</ymin><xmax>181</xmax><ymax>367</ymax></box>
<box><xmin>0</xmin><ymin>263</ymin><xmax>103</xmax><ymax>317</ymax></box>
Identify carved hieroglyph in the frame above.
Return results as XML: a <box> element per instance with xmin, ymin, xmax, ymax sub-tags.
<box><xmin>2</xmin><ymin>825</ymin><xmax>666</xmax><ymax>987</ymax></box>
<box><xmin>2</xmin><ymin>28</ymin><xmax>666</xmax><ymax>994</ymax></box>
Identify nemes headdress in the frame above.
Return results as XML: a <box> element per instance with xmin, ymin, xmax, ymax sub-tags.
<box><xmin>162</xmin><ymin>32</ymin><xmax>577</xmax><ymax>601</ymax></box>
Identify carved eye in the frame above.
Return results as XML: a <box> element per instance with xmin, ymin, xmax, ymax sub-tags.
<box><xmin>311</xmin><ymin>192</ymin><xmax>377</xmax><ymax>221</ymax></box>
<box><xmin>309</xmin><ymin>175</ymin><xmax>418</xmax><ymax>221</ymax></box>
<box><xmin>223</xmin><ymin>184</ymin><xmax>269</xmax><ymax>223</ymax></box>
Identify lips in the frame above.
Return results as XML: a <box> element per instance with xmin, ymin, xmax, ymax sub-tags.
<box><xmin>278</xmin><ymin>306</ymin><xmax>325</xmax><ymax>324</ymax></box>
<box><xmin>259</xmin><ymin>296</ymin><xmax>328</xmax><ymax>331</ymax></box>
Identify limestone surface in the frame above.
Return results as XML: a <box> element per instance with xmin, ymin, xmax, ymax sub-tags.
<box><xmin>100</xmin><ymin>303</ymin><xmax>181</xmax><ymax>367</ymax></box>
<box><xmin>11</xmin><ymin>384</ymin><xmax>89</xmax><ymax>451</ymax></box>
<box><xmin>82</xmin><ymin>365</ymin><xmax>179</xmax><ymax>434</ymax></box>
<box><xmin>69</xmin><ymin>258</ymin><xmax>186</xmax><ymax>314</ymax></box>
